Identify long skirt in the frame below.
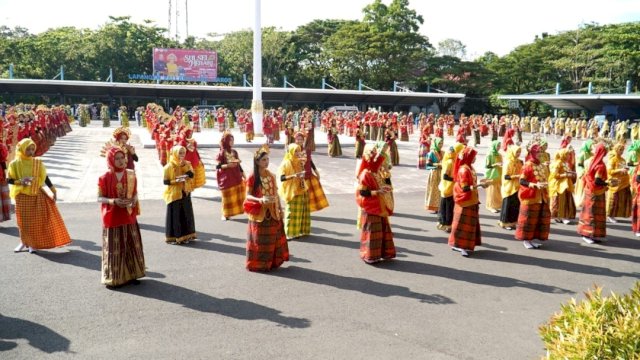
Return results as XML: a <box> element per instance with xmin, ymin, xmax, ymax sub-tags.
<box><xmin>0</xmin><ymin>182</ymin><xmax>10</xmax><ymax>222</ymax></box>
<box><xmin>246</xmin><ymin>130</ymin><xmax>254</xmax><ymax>142</ymax></box>
<box><xmin>448</xmin><ymin>204</ymin><xmax>481</xmax><ymax>251</ymax></box>
<box><xmin>284</xmin><ymin>193</ymin><xmax>311</xmax><ymax>239</ymax></box>
<box><xmin>192</xmin><ymin>162</ymin><xmax>206</xmax><ymax>189</ymax></box>
<box><xmin>551</xmin><ymin>191</ymin><xmax>576</xmax><ymax>219</ymax></box>
<box><xmin>437</xmin><ymin>196</ymin><xmax>454</xmax><ymax>231</ymax></box>
<box><xmin>328</xmin><ymin>138</ymin><xmax>342</xmax><ymax>157</ymax></box>
<box><xmin>306</xmin><ymin>176</ymin><xmax>329</xmax><ymax>212</ymax></box>
<box><xmin>102</xmin><ymin>223</ymin><xmax>146</xmax><ymax>286</ymax></box>
<box><xmin>389</xmin><ymin>141</ymin><xmax>399</xmax><ymax>166</ymax></box>
<box><xmin>499</xmin><ymin>192</ymin><xmax>520</xmax><ymax>228</ymax></box>
<box><xmin>400</xmin><ymin>131</ymin><xmax>409</xmax><ymax>142</ymax></box>
<box><xmin>577</xmin><ymin>192</ymin><xmax>606</xmax><ymax>239</ymax></box>
<box><xmin>575</xmin><ymin>176</ymin><xmax>585</xmax><ymax>207</ymax></box>
<box><xmin>355</xmin><ymin>141</ymin><xmax>364</xmax><ymax>159</ymax></box>
<box><xmin>485</xmin><ymin>180</ymin><xmax>502</xmax><ymax>211</ymax></box>
<box><xmin>607</xmin><ymin>187</ymin><xmax>632</xmax><ymax>218</ymax></box>
<box><xmin>15</xmin><ymin>192</ymin><xmax>71</xmax><ymax>249</ymax></box>
<box><xmin>305</xmin><ymin>132</ymin><xmax>316</xmax><ymax>152</ymax></box>
<box><xmin>632</xmin><ymin>190</ymin><xmax>640</xmax><ymax>233</ymax></box>
<box><xmin>417</xmin><ymin>144</ymin><xmax>429</xmax><ymax>169</ymax></box>
<box><xmin>246</xmin><ymin>217</ymin><xmax>289</xmax><ymax>271</ymax></box>
<box><xmin>165</xmin><ymin>195</ymin><xmax>196</xmax><ymax>243</ymax></box>
<box><xmin>221</xmin><ymin>182</ymin><xmax>246</xmax><ymax>218</ymax></box>
<box><xmin>515</xmin><ymin>201</ymin><xmax>551</xmax><ymax>241</ymax></box>
<box><xmin>424</xmin><ymin>169</ymin><xmax>441</xmax><ymax>211</ymax></box>
<box><xmin>360</xmin><ymin>213</ymin><xmax>396</xmax><ymax>263</ymax></box>
<box><xmin>472</xmin><ymin>130</ymin><xmax>480</xmax><ymax>146</ymax></box>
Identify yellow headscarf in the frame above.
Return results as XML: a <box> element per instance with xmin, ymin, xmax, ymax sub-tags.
<box><xmin>163</xmin><ymin>145</ymin><xmax>194</xmax><ymax>204</ymax></box>
<box><xmin>278</xmin><ymin>144</ymin><xmax>306</xmax><ymax>202</ymax></box>
<box><xmin>8</xmin><ymin>138</ymin><xmax>47</xmax><ymax>198</ymax></box>
<box><xmin>501</xmin><ymin>145</ymin><xmax>522</xmax><ymax>198</ymax></box>
<box><xmin>548</xmin><ymin>148</ymin><xmax>573</xmax><ymax>196</ymax></box>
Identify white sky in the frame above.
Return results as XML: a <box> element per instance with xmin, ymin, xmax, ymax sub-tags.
<box><xmin>1</xmin><ymin>0</ymin><xmax>638</xmax><ymax>58</ymax></box>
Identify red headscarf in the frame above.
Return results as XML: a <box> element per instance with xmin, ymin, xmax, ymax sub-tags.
<box><xmin>107</xmin><ymin>147</ymin><xmax>125</xmax><ymax>171</ymax></box>
<box><xmin>456</xmin><ymin>133</ymin><xmax>467</xmax><ymax>145</ymax></box>
<box><xmin>584</xmin><ymin>143</ymin><xmax>608</xmax><ymax>190</ymax></box>
<box><xmin>357</xmin><ymin>144</ymin><xmax>385</xmax><ymax>179</ymax></box>
<box><xmin>219</xmin><ymin>132</ymin><xmax>234</xmax><ymax>151</ymax></box>
<box><xmin>452</xmin><ymin>146</ymin><xmax>476</xmax><ymax>180</ymax></box>
<box><xmin>526</xmin><ymin>144</ymin><xmax>541</xmax><ymax>165</ymax></box>
<box><xmin>501</xmin><ymin>128</ymin><xmax>515</xmax><ymax>151</ymax></box>
<box><xmin>560</xmin><ymin>135</ymin><xmax>572</xmax><ymax>149</ymax></box>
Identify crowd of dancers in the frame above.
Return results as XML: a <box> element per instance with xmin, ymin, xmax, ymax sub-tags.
<box><xmin>2</xmin><ymin>103</ymin><xmax>640</xmax><ymax>290</ymax></box>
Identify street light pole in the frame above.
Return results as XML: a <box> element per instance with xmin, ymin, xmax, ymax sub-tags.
<box><xmin>251</xmin><ymin>0</ymin><xmax>263</xmax><ymax>136</ymax></box>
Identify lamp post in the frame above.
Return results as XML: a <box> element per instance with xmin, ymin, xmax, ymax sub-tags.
<box><xmin>251</xmin><ymin>0</ymin><xmax>263</xmax><ymax>136</ymax></box>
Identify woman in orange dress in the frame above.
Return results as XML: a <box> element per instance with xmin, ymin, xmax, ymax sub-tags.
<box><xmin>8</xmin><ymin>138</ymin><xmax>71</xmax><ymax>253</ymax></box>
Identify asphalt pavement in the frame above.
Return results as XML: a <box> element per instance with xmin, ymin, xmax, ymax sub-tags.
<box><xmin>1</xmin><ymin>122</ymin><xmax>639</xmax><ymax>359</ymax></box>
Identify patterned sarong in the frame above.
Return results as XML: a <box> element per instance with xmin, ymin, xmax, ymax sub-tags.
<box><xmin>448</xmin><ymin>204</ymin><xmax>481</xmax><ymax>250</ymax></box>
<box><xmin>515</xmin><ymin>202</ymin><xmax>551</xmax><ymax>241</ymax></box>
<box><xmin>246</xmin><ymin>218</ymin><xmax>289</xmax><ymax>271</ymax></box>
<box><xmin>284</xmin><ymin>193</ymin><xmax>311</xmax><ymax>239</ymax></box>
<box><xmin>0</xmin><ymin>182</ymin><xmax>10</xmax><ymax>222</ymax></box>
<box><xmin>102</xmin><ymin>223</ymin><xmax>146</xmax><ymax>286</ymax></box>
<box><xmin>15</xmin><ymin>191</ymin><xmax>71</xmax><ymax>249</ymax></box>
<box><xmin>578</xmin><ymin>192</ymin><xmax>606</xmax><ymax>238</ymax></box>
<box><xmin>607</xmin><ymin>187</ymin><xmax>632</xmax><ymax>218</ymax></box>
<box><xmin>360</xmin><ymin>213</ymin><xmax>395</xmax><ymax>262</ymax></box>
<box><xmin>221</xmin><ymin>182</ymin><xmax>246</xmax><ymax>218</ymax></box>
<box><xmin>306</xmin><ymin>176</ymin><xmax>329</xmax><ymax>212</ymax></box>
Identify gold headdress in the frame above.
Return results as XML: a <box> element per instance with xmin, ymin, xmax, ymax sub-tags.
<box><xmin>254</xmin><ymin>144</ymin><xmax>270</xmax><ymax>160</ymax></box>
<box><xmin>113</xmin><ymin>127</ymin><xmax>131</xmax><ymax>140</ymax></box>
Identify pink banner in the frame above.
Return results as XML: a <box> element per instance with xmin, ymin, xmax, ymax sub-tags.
<box><xmin>153</xmin><ymin>48</ymin><xmax>218</xmax><ymax>81</ymax></box>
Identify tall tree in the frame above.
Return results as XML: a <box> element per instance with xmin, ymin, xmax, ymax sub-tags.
<box><xmin>437</xmin><ymin>39</ymin><xmax>467</xmax><ymax>59</ymax></box>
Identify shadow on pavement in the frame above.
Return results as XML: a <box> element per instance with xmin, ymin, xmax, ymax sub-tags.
<box><xmin>272</xmin><ymin>266</ymin><xmax>454</xmax><ymax>304</ymax></box>
<box><xmin>38</xmin><ymin>250</ymin><xmax>101</xmax><ymax>272</ymax></box>
<box><xmin>385</xmin><ymin>260</ymin><xmax>574</xmax><ymax>294</ymax></box>
<box><xmin>120</xmin><ymin>280</ymin><xmax>311</xmax><ymax>328</ymax></box>
<box><xmin>0</xmin><ymin>314</ymin><xmax>71</xmax><ymax>354</ymax></box>
<box><xmin>310</xmin><ymin>215</ymin><xmax>357</xmax><ymax>226</ymax></box>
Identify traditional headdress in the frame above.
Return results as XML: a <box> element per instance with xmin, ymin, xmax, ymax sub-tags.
<box><xmin>254</xmin><ymin>144</ymin><xmax>270</xmax><ymax>160</ymax></box>
<box><xmin>113</xmin><ymin>127</ymin><xmax>131</xmax><ymax>141</ymax></box>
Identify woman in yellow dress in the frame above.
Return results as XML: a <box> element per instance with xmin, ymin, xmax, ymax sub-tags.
<box><xmin>499</xmin><ymin>145</ymin><xmax>523</xmax><ymax>230</ymax></box>
<box><xmin>549</xmin><ymin>148</ymin><xmax>577</xmax><ymax>224</ymax></box>
<box><xmin>163</xmin><ymin>145</ymin><xmax>196</xmax><ymax>244</ymax></box>
<box><xmin>606</xmin><ymin>143</ymin><xmax>632</xmax><ymax>223</ymax></box>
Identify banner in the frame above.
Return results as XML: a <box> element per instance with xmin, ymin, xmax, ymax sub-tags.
<box><xmin>153</xmin><ymin>48</ymin><xmax>218</xmax><ymax>81</ymax></box>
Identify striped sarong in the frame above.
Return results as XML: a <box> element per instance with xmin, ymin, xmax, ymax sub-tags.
<box><xmin>15</xmin><ymin>191</ymin><xmax>71</xmax><ymax>249</ymax></box>
<box><xmin>607</xmin><ymin>187</ymin><xmax>632</xmax><ymax>218</ymax></box>
<box><xmin>284</xmin><ymin>193</ymin><xmax>311</xmax><ymax>239</ymax></box>
<box><xmin>102</xmin><ymin>223</ymin><xmax>146</xmax><ymax>286</ymax></box>
<box><xmin>515</xmin><ymin>202</ymin><xmax>551</xmax><ymax>241</ymax></box>
<box><xmin>578</xmin><ymin>192</ymin><xmax>606</xmax><ymax>238</ymax></box>
<box><xmin>221</xmin><ymin>182</ymin><xmax>246</xmax><ymax>218</ymax></box>
<box><xmin>424</xmin><ymin>168</ymin><xmax>441</xmax><ymax>211</ymax></box>
<box><xmin>246</xmin><ymin>218</ymin><xmax>289</xmax><ymax>271</ymax></box>
<box><xmin>632</xmin><ymin>190</ymin><xmax>640</xmax><ymax>233</ymax></box>
<box><xmin>417</xmin><ymin>144</ymin><xmax>429</xmax><ymax>169</ymax></box>
<box><xmin>306</xmin><ymin>176</ymin><xmax>329</xmax><ymax>212</ymax></box>
<box><xmin>448</xmin><ymin>204</ymin><xmax>481</xmax><ymax>250</ymax></box>
<box><xmin>0</xmin><ymin>182</ymin><xmax>10</xmax><ymax>222</ymax></box>
<box><xmin>360</xmin><ymin>213</ymin><xmax>395</xmax><ymax>262</ymax></box>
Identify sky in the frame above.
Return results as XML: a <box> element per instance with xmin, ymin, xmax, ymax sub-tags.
<box><xmin>1</xmin><ymin>0</ymin><xmax>638</xmax><ymax>58</ymax></box>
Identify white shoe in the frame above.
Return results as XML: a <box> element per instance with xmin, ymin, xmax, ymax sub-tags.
<box><xmin>607</xmin><ymin>217</ymin><xmax>617</xmax><ymax>223</ymax></box>
<box><xmin>582</xmin><ymin>236</ymin><xmax>596</xmax><ymax>244</ymax></box>
<box><xmin>460</xmin><ymin>249</ymin><xmax>470</xmax><ymax>257</ymax></box>
<box><xmin>531</xmin><ymin>240</ymin><xmax>543</xmax><ymax>248</ymax></box>
<box><xmin>28</xmin><ymin>247</ymin><xmax>36</xmax><ymax>254</ymax></box>
<box><xmin>562</xmin><ymin>219</ymin><xmax>571</xmax><ymax>225</ymax></box>
<box><xmin>14</xmin><ymin>243</ymin><xmax>25</xmax><ymax>253</ymax></box>
<box><xmin>523</xmin><ymin>241</ymin><xmax>535</xmax><ymax>249</ymax></box>
<box><xmin>451</xmin><ymin>247</ymin><xmax>463</xmax><ymax>253</ymax></box>
<box><xmin>636</xmin><ymin>232</ymin><xmax>640</xmax><ymax>237</ymax></box>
